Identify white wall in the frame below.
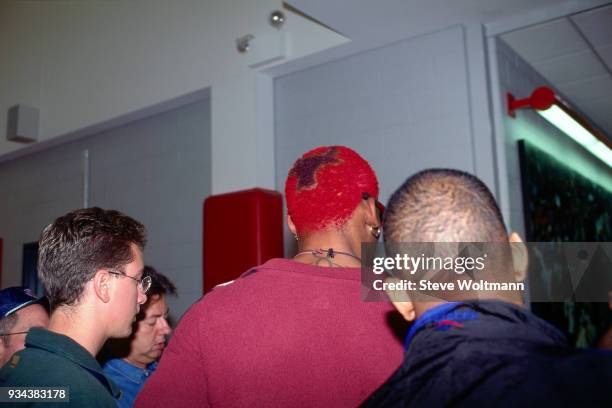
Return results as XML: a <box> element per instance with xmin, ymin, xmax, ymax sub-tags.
<box><xmin>0</xmin><ymin>0</ymin><xmax>348</xmax><ymax>193</ymax></box>
<box><xmin>493</xmin><ymin>39</ymin><xmax>612</xmax><ymax>237</ymax></box>
<box><xmin>274</xmin><ymin>25</ymin><xmax>498</xmax><ymax>253</ymax></box>
<box><xmin>0</xmin><ymin>98</ymin><xmax>211</xmax><ymax>318</ymax></box>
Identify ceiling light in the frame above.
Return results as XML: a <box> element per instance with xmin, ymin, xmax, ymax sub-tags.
<box><xmin>507</xmin><ymin>86</ymin><xmax>612</xmax><ymax>166</ymax></box>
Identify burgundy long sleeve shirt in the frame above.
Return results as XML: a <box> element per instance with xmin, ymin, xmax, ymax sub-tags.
<box><xmin>135</xmin><ymin>258</ymin><xmax>406</xmax><ymax>407</ymax></box>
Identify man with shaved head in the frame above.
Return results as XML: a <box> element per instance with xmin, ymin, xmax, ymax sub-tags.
<box><xmin>384</xmin><ymin>168</ymin><xmax>509</xmax><ymax>243</ymax></box>
<box><xmin>364</xmin><ymin>169</ymin><xmax>612</xmax><ymax>407</ymax></box>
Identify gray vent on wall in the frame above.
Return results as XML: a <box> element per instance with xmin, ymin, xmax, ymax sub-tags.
<box><xmin>7</xmin><ymin>104</ymin><xmax>39</xmax><ymax>143</ymax></box>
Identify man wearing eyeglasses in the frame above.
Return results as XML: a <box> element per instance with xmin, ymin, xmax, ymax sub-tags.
<box><xmin>101</xmin><ymin>266</ymin><xmax>176</xmax><ymax>408</ymax></box>
<box><xmin>0</xmin><ymin>207</ymin><xmax>149</xmax><ymax>407</ymax></box>
<box><xmin>0</xmin><ymin>287</ymin><xmax>49</xmax><ymax>367</ymax></box>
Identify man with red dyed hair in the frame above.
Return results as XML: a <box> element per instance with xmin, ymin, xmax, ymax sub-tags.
<box><xmin>136</xmin><ymin>146</ymin><xmax>406</xmax><ymax>407</ymax></box>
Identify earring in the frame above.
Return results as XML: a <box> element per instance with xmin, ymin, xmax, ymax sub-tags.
<box><xmin>294</xmin><ymin>234</ymin><xmax>299</xmax><ymax>241</ymax></box>
<box><xmin>369</xmin><ymin>225</ymin><xmax>381</xmax><ymax>240</ymax></box>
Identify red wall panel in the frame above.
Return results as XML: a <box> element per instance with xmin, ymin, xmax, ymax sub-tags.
<box><xmin>203</xmin><ymin>188</ymin><xmax>284</xmax><ymax>293</ymax></box>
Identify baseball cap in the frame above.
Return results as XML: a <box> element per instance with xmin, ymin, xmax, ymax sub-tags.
<box><xmin>0</xmin><ymin>287</ymin><xmax>47</xmax><ymax>319</ymax></box>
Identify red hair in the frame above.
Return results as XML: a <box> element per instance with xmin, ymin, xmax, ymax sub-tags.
<box><xmin>285</xmin><ymin>146</ymin><xmax>379</xmax><ymax>233</ymax></box>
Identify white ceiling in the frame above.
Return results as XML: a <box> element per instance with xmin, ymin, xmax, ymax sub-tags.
<box><xmin>290</xmin><ymin>0</ymin><xmax>567</xmax><ymax>44</ymax></box>
<box><xmin>502</xmin><ymin>4</ymin><xmax>612</xmax><ymax>138</ymax></box>
<box><xmin>289</xmin><ymin>0</ymin><xmax>612</xmax><ymax>139</ymax></box>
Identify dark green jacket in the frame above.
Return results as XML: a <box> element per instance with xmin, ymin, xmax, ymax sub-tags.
<box><xmin>0</xmin><ymin>328</ymin><xmax>120</xmax><ymax>407</ymax></box>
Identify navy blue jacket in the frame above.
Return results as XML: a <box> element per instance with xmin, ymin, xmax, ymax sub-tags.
<box><xmin>363</xmin><ymin>301</ymin><xmax>612</xmax><ymax>407</ymax></box>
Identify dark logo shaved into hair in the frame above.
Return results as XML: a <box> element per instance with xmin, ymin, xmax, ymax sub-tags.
<box><xmin>290</xmin><ymin>147</ymin><xmax>341</xmax><ymax>190</ymax></box>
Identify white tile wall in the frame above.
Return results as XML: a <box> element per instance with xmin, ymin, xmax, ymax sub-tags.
<box><xmin>0</xmin><ymin>98</ymin><xmax>211</xmax><ymax>319</ymax></box>
<box><xmin>275</xmin><ymin>26</ymin><xmax>477</xmax><ymax>254</ymax></box>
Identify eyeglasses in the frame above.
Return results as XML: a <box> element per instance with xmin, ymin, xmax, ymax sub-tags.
<box><xmin>0</xmin><ymin>331</ymin><xmax>29</xmax><ymax>336</ymax></box>
<box><xmin>362</xmin><ymin>192</ymin><xmax>385</xmax><ymax>219</ymax></box>
<box><xmin>107</xmin><ymin>270</ymin><xmax>152</xmax><ymax>294</ymax></box>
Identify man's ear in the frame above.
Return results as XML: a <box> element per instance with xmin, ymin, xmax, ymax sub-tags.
<box><xmin>287</xmin><ymin>214</ymin><xmax>297</xmax><ymax>236</ymax></box>
<box><xmin>0</xmin><ymin>342</ymin><xmax>6</xmax><ymax>363</ymax></box>
<box><xmin>509</xmin><ymin>232</ymin><xmax>528</xmax><ymax>282</ymax></box>
<box><xmin>92</xmin><ymin>270</ymin><xmax>112</xmax><ymax>303</ymax></box>
<box><xmin>384</xmin><ymin>277</ymin><xmax>416</xmax><ymax>321</ymax></box>
<box><xmin>392</xmin><ymin>301</ymin><xmax>417</xmax><ymax>322</ymax></box>
<box><xmin>364</xmin><ymin>197</ymin><xmax>379</xmax><ymax>226</ymax></box>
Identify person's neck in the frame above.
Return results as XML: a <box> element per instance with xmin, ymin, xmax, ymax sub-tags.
<box><xmin>47</xmin><ymin>308</ymin><xmax>106</xmax><ymax>357</ymax></box>
<box><xmin>414</xmin><ymin>301</ymin><xmax>446</xmax><ymax>319</ymax></box>
<box><xmin>414</xmin><ymin>296</ymin><xmax>525</xmax><ymax>319</ymax></box>
<box><xmin>294</xmin><ymin>230</ymin><xmax>361</xmax><ymax>267</ymax></box>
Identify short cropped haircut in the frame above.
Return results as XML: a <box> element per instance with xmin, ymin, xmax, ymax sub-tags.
<box><xmin>38</xmin><ymin>207</ymin><xmax>146</xmax><ymax>310</ymax></box>
<box><xmin>143</xmin><ymin>266</ymin><xmax>177</xmax><ymax>300</ymax></box>
<box><xmin>285</xmin><ymin>146</ymin><xmax>379</xmax><ymax>233</ymax></box>
<box><xmin>384</xmin><ymin>169</ymin><xmax>507</xmax><ymax>243</ymax></box>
